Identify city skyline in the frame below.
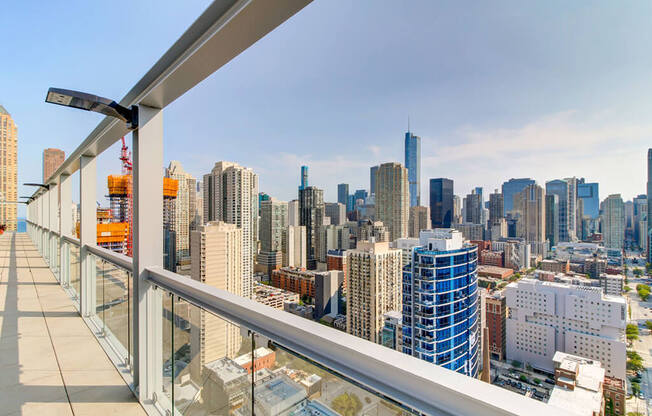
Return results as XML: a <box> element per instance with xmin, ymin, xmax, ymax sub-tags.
<box><xmin>3</xmin><ymin>1</ymin><xmax>652</xmax><ymax>213</ymax></box>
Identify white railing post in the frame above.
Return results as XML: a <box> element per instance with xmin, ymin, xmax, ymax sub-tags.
<box><xmin>60</xmin><ymin>174</ymin><xmax>72</xmax><ymax>285</ymax></box>
<box><xmin>80</xmin><ymin>155</ymin><xmax>97</xmax><ymax>317</ymax></box>
<box><xmin>132</xmin><ymin>105</ymin><xmax>163</xmax><ymax>403</ymax></box>
<box><xmin>49</xmin><ymin>184</ymin><xmax>58</xmax><ymax>270</ymax></box>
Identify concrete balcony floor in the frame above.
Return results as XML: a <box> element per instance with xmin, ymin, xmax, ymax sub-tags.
<box><xmin>0</xmin><ymin>233</ymin><xmax>146</xmax><ymax>416</ymax></box>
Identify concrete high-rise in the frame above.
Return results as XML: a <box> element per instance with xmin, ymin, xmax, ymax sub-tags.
<box><xmin>0</xmin><ymin>106</ymin><xmax>17</xmax><ymax>231</ymax></box>
<box><xmin>404</xmin><ymin>131</ymin><xmax>421</xmax><ymax>207</ymax></box>
<box><xmin>282</xmin><ymin>225</ymin><xmax>307</xmax><ymax>269</ymax></box>
<box><xmin>299</xmin><ymin>186</ymin><xmax>325</xmax><ymax>269</ymax></box>
<box><xmin>546</xmin><ymin>180</ymin><xmax>570</xmax><ymax>242</ymax></box>
<box><xmin>545</xmin><ymin>194</ymin><xmax>559</xmax><ymax>247</ymax></box>
<box><xmin>288</xmin><ymin>199</ymin><xmax>299</xmax><ymax>226</ymax></box>
<box><xmin>402</xmin><ymin>229</ymin><xmax>479</xmax><ymax>377</ymax></box>
<box><xmin>337</xmin><ymin>183</ymin><xmax>349</xmax><ymax>208</ymax></box>
<box><xmin>501</xmin><ymin>178</ymin><xmax>535</xmax><ymax>216</ymax></box>
<box><xmin>514</xmin><ymin>184</ymin><xmax>545</xmax><ymax>243</ymax></box>
<box><xmin>375</xmin><ymin>162</ymin><xmax>409</xmax><ymax>241</ymax></box>
<box><xmin>203</xmin><ymin>161</ymin><xmax>259</xmax><ymax>298</ymax></box>
<box><xmin>408</xmin><ymin>206</ymin><xmax>431</xmax><ymax>238</ymax></box>
<box><xmin>42</xmin><ymin>148</ymin><xmax>64</xmax><ymax>183</ymax></box>
<box><xmin>166</xmin><ymin>161</ymin><xmax>196</xmax><ymax>260</ymax></box>
<box><xmin>346</xmin><ymin>241</ymin><xmax>402</xmax><ymax>343</ymax></box>
<box><xmin>648</xmin><ymin>149</ymin><xmax>652</xmax><ymax>262</ymax></box>
<box><xmin>564</xmin><ymin>177</ymin><xmax>578</xmax><ymax>240</ymax></box>
<box><xmin>370</xmin><ymin>165</ymin><xmax>379</xmax><ymax>196</ymax></box>
<box><xmin>463</xmin><ymin>190</ymin><xmax>482</xmax><ymax>225</ymax></box>
<box><xmin>325</xmin><ymin>202</ymin><xmax>346</xmax><ymax>226</ymax></box>
<box><xmin>505</xmin><ymin>279</ymin><xmax>626</xmax><ymax>380</ymax></box>
<box><xmin>488</xmin><ymin>190</ymin><xmax>503</xmax><ymax>227</ymax></box>
<box><xmin>601</xmin><ymin>194</ymin><xmax>625</xmax><ymax>250</ymax></box>
<box><xmin>190</xmin><ymin>222</ymin><xmax>243</xmax><ymax>379</ymax></box>
<box><xmin>257</xmin><ymin>198</ymin><xmax>288</xmax><ymax>275</ymax></box>
<box><xmin>429</xmin><ymin>178</ymin><xmax>454</xmax><ymax>228</ymax></box>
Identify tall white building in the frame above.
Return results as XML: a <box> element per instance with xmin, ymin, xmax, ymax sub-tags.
<box><xmin>166</xmin><ymin>161</ymin><xmax>196</xmax><ymax>260</ymax></box>
<box><xmin>600</xmin><ymin>194</ymin><xmax>625</xmax><ymax>250</ymax></box>
<box><xmin>282</xmin><ymin>225</ymin><xmax>307</xmax><ymax>269</ymax></box>
<box><xmin>203</xmin><ymin>161</ymin><xmax>259</xmax><ymax>298</ymax></box>
<box><xmin>505</xmin><ymin>278</ymin><xmax>626</xmax><ymax>380</ymax></box>
<box><xmin>288</xmin><ymin>199</ymin><xmax>300</xmax><ymax>226</ymax></box>
<box><xmin>190</xmin><ymin>221</ymin><xmax>243</xmax><ymax>379</ymax></box>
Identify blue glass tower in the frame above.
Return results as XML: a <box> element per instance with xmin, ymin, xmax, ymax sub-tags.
<box><xmin>299</xmin><ymin>166</ymin><xmax>309</xmax><ymax>191</ymax></box>
<box><xmin>337</xmin><ymin>183</ymin><xmax>349</xmax><ymax>207</ymax></box>
<box><xmin>404</xmin><ymin>131</ymin><xmax>421</xmax><ymax>207</ymax></box>
<box><xmin>501</xmin><ymin>178</ymin><xmax>535</xmax><ymax>215</ymax></box>
<box><xmin>577</xmin><ymin>181</ymin><xmax>599</xmax><ymax>218</ymax></box>
<box><xmin>402</xmin><ymin>229</ymin><xmax>479</xmax><ymax>377</ymax></box>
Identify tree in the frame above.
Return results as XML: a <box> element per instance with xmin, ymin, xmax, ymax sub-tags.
<box><xmin>625</xmin><ymin>286</ymin><xmax>632</xmax><ymax>292</ymax></box>
<box><xmin>646</xmin><ymin>321</ymin><xmax>652</xmax><ymax>331</ymax></box>
<box><xmin>634</xmin><ymin>268</ymin><xmax>643</xmax><ymax>277</ymax></box>
<box><xmin>519</xmin><ymin>374</ymin><xmax>528</xmax><ymax>383</ymax></box>
<box><xmin>632</xmin><ymin>381</ymin><xmax>641</xmax><ymax>396</ymax></box>
<box><xmin>533</xmin><ymin>378</ymin><xmax>541</xmax><ymax>385</ymax></box>
<box><xmin>605</xmin><ymin>398</ymin><xmax>614</xmax><ymax>416</ymax></box>
<box><xmin>511</xmin><ymin>360</ymin><xmax>522</xmax><ymax>368</ymax></box>
<box><xmin>331</xmin><ymin>393</ymin><xmax>362</xmax><ymax>416</ymax></box>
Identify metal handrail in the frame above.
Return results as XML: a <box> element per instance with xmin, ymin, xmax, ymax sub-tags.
<box><xmin>85</xmin><ymin>244</ymin><xmax>133</xmax><ymax>272</ymax></box>
<box><xmin>145</xmin><ymin>266</ymin><xmax>556</xmax><ymax>416</ymax></box>
<box><xmin>62</xmin><ymin>235</ymin><xmax>80</xmax><ymax>246</ymax></box>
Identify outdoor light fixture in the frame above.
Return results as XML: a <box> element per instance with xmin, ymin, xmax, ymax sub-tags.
<box><xmin>45</xmin><ymin>88</ymin><xmax>138</xmax><ymax>129</ymax></box>
<box><xmin>24</xmin><ymin>183</ymin><xmax>50</xmax><ymax>190</ymax></box>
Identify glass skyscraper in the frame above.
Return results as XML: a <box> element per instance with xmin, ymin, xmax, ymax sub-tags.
<box><xmin>404</xmin><ymin>131</ymin><xmax>421</xmax><ymax>207</ymax></box>
<box><xmin>501</xmin><ymin>178</ymin><xmax>535</xmax><ymax>216</ymax></box>
<box><xmin>337</xmin><ymin>183</ymin><xmax>349</xmax><ymax>207</ymax></box>
<box><xmin>577</xmin><ymin>180</ymin><xmax>599</xmax><ymax>219</ymax></box>
<box><xmin>429</xmin><ymin>178</ymin><xmax>454</xmax><ymax>228</ymax></box>
<box><xmin>370</xmin><ymin>165</ymin><xmax>379</xmax><ymax>195</ymax></box>
<box><xmin>402</xmin><ymin>229</ymin><xmax>479</xmax><ymax>378</ymax></box>
<box><xmin>299</xmin><ymin>165</ymin><xmax>309</xmax><ymax>190</ymax></box>
<box><xmin>546</xmin><ymin>179</ymin><xmax>570</xmax><ymax>242</ymax></box>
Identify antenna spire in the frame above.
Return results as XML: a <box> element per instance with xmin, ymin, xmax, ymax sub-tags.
<box><xmin>408</xmin><ymin>115</ymin><xmax>410</xmax><ymax>133</ymax></box>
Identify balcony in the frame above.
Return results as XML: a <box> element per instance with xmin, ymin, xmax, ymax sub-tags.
<box><xmin>20</xmin><ymin>1</ymin><xmax>568</xmax><ymax>415</ymax></box>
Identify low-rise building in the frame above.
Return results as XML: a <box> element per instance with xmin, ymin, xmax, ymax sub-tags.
<box><xmin>599</xmin><ymin>273</ymin><xmax>624</xmax><ymax>297</ymax></box>
<box><xmin>547</xmin><ymin>352</ymin><xmax>605</xmax><ymax>416</ymax></box>
<box><xmin>381</xmin><ymin>311</ymin><xmax>402</xmax><ymax>351</ymax></box>
<box><xmin>602</xmin><ymin>376</ymin><xmax>625</xmax><ymax>416</ymax></box>
<box><xmin>234</xmin><ymin>347</ymin><xmax>276</xmax><ymax>374</ymax></box>
<box><xmin>584</xmin><ymin>257</ymin><xmax>607</xmax><ymax>279</ymax></box>
<box><xmin>539</xmin><ymin>259</ymin><xmax>570</xmax><ymax>274</ymax></box>
<box><xmin>477</xmin><ymin>265</ymin><xmax>513</xmax><ymax>280</ymax></box>
<box><xmin>484</xmin><ymin>292</ymin><xmax>506</xmax><ymax>361</ymax></box>
<box><xmin>254</xmin><ymin>282</ymin><xmax>300</xmax><ymax>309</ymax></box>
<box><xmin>480</xmin><ymin>250</ymin><xmax>504</xmax><ymax>267</ymax></box>
<box><xmin>284</xmin><ymin>302</ymin><xmax>314</xmax><ymax>319</ymax></box>
<box><xmin>271</xmin><ymin>267</ymin><xmax>315</xmax><ymax>299</ymax></box>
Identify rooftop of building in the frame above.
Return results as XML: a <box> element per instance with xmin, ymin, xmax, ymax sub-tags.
<box><xmin>383</xmin><ymin>310</ymin><xmax>403</xmax><ymax>320</ymax></box>
<box><xmin>0</xmin><ymin>104</ymin><xmax>9</xmax><ymax>115</ymax></box>
<box><xmin>234</xmin><ymin>347</ymin><xmax>275</xmax><ymax>366</ymax></box>
<box><xmin>548</xmin><ymin>352</ymin><xmax>605</xmax><ymax>416</ymax></box>
<box><xmin>507</xmin><ymin>278</ymin><xmax>626</xmax><ymax>304</ymax></box>
<box><xmin>204</xmin><ymin>357</ymin><xmax>249</xmax><ymax>383</ymax></box>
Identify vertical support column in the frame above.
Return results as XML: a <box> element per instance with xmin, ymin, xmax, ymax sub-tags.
<box><xmin>49</xmin><ymin>184</ymin><xmax>59</xmax><ymax>272</ymax></box>
<box><xmin>60</xmin><ymin>174</ymin><xmax>72</xmax><ymax>285</ymax></box>
<box><xmin>80</xmin><ymin>155</ymin><xmax>97</xmax><ymax>317</ymax></box>
<box><xmin>132</xmin><ymin>105</ymin><xmax>163</xmax><ymax>401</ymax></box>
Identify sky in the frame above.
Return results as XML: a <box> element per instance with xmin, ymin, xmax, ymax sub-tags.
<box><xmin>2</xmin><ymin>1</ymin><xmax>651</xmax><ymax>217</ymax></box>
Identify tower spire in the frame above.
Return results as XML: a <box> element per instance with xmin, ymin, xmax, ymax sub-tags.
<box><xmin>407</xmin><ymin>115</ymin><xmax>410</xmax><ymax>133</ymax></box>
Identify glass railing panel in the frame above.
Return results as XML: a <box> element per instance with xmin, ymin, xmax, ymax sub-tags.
<box><xmin>161</xmin><ymin>293</ymin><xmax>255</xmax><ymax>415</ymax></box>
<box><xmin>70</xmin><ymin>243</ymin><xmax>81</xmax><ymax>302</ymax></box>
<box><xmin>95</xmin><ymin>254</ymin><xmax>133</xmax><ymax>370</ymax></box>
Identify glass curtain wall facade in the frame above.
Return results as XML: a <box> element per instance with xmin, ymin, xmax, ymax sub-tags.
<box><xmin>401</xmin><ymin>239</ymin><xmax>479</xmax><ymax>377</ymax></box>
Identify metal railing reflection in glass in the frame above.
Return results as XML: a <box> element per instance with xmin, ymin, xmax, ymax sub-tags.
<box><xmin>69</xmin><ymin>242</ymin><xmax>80</xmax><ymax>301</ymax></box>
<box><xmin>159</xmin><ymin>292</ymin><xmax>413</xmax><ymax>416</ymax></box>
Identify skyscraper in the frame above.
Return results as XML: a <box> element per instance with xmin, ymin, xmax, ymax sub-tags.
<box><xmin>375</xmin><ymin>162</ymin><xmax>409</xmax><ymax>241</ymax></box>
<box><xmin>203</xmin><ymin>161</ymin><xmax>259</xmax><ymax>298</ymax></box>
<box><xmin>488</xmin><ymin>190</ymin><xmax>503</xmax><ymax>226</ymax></box>
<box><xmin>325</xmin><ymin>202</ymin><xmax>346</xmax><ymax>226</ymax></box>
<box><xmin>282</xmin><ymin>225</ymin><xmax>307</xmax><ymax>269</ymax></box>
<box><xmin>429</xmin><ymin>178</ymin><xmax>454</xmax><ymax>228</ymax></box>
<box><xmin>501</xmin><ymin>178</ymin><xmax>535</xmax><ymax>216</ymax></box>
<box><xmin>404</xmin><ymin>131</ymin><xmax>421</xmax><ymax>207</ymax></box>
<box><xmin>299</xmin><ymin>165</ymin><xmax>308</xmax><ymax>191</ymax></box>
<box><xmin>564</xmin><ymin>177</ymin><xmax>578</xmax><ymax>241</ymax></box>
<box><xmin>42</xmin><ymin>148</ymin><xmax>64</xmax><ymax>182</ymax></box>
<box><xmin>546</xmin><ymin>180</ymin><xmax>570</xmax><ymax>242</ymax></box>
<box><xmin>257</xmin><ymin>198</ymin><xmax>288</xmax><ymax>275</ymax></box>
<box><xmin>370</xmin><ymin>165</ymin><xmax>379</xmax><ymax>196</ymax></box>
<box><xmin>545</xmin><ymin>194</ymin><xmax>559</xmax><ymax>247</ymax></box>
<box><xmin>166</xmin><ymin>161</ymin><xmax>196</xmax><ymax>260</ymax></box>
<box><xmin>0</xmin><ymin>106</ymin><xmax>17</xmax><ymax>231</ymax></box>
<box><xmin>337</xmin><ymin>183</ymin><xmax>349</xmax><ymax>207</ymax></box>
<box><xmin>408</xmin><ymin>206</ymin><xmax>431</xmax><ymax>238</ymax></box>
<box><xmin>648</xmin><ymin>149</ymin><xmax>652</xmax><ymax>262</ymax></box>
<box><xmin>346</xmin><ymin>241</ymin><xmax>402</xmax><ymax>343</ymax></box>
<box><xmin>402</xmin><ymin>229</ymin><xmax>479</xmax><ymax>378</ymax></box>
<box><xmin>577</xmin><ymin>179</ymin><xmax>599</xmax><ymax>219</ymax></box>
<box><xmin>190</xmin><ymin>222</ymin><xmax>243</xmax><ymax>379</ymax></box>
<box><xmin>299</xmin><ymin>186</ymin><xmax>325</xmax><ymax>269</ymax></box>
<box><xmin>601</xmin><ymin>194</ymin><xmax>625</xmax><ymax>250</ymax></box>
<box><xmin>463</xmin><ymin>190</ymin><xmax>482</xmax><ymax>225</ymax></box>
<box><xmin>513</xmin><ymin>184</ymin><xmax>545</xmax><ymax>243</ymax></box>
